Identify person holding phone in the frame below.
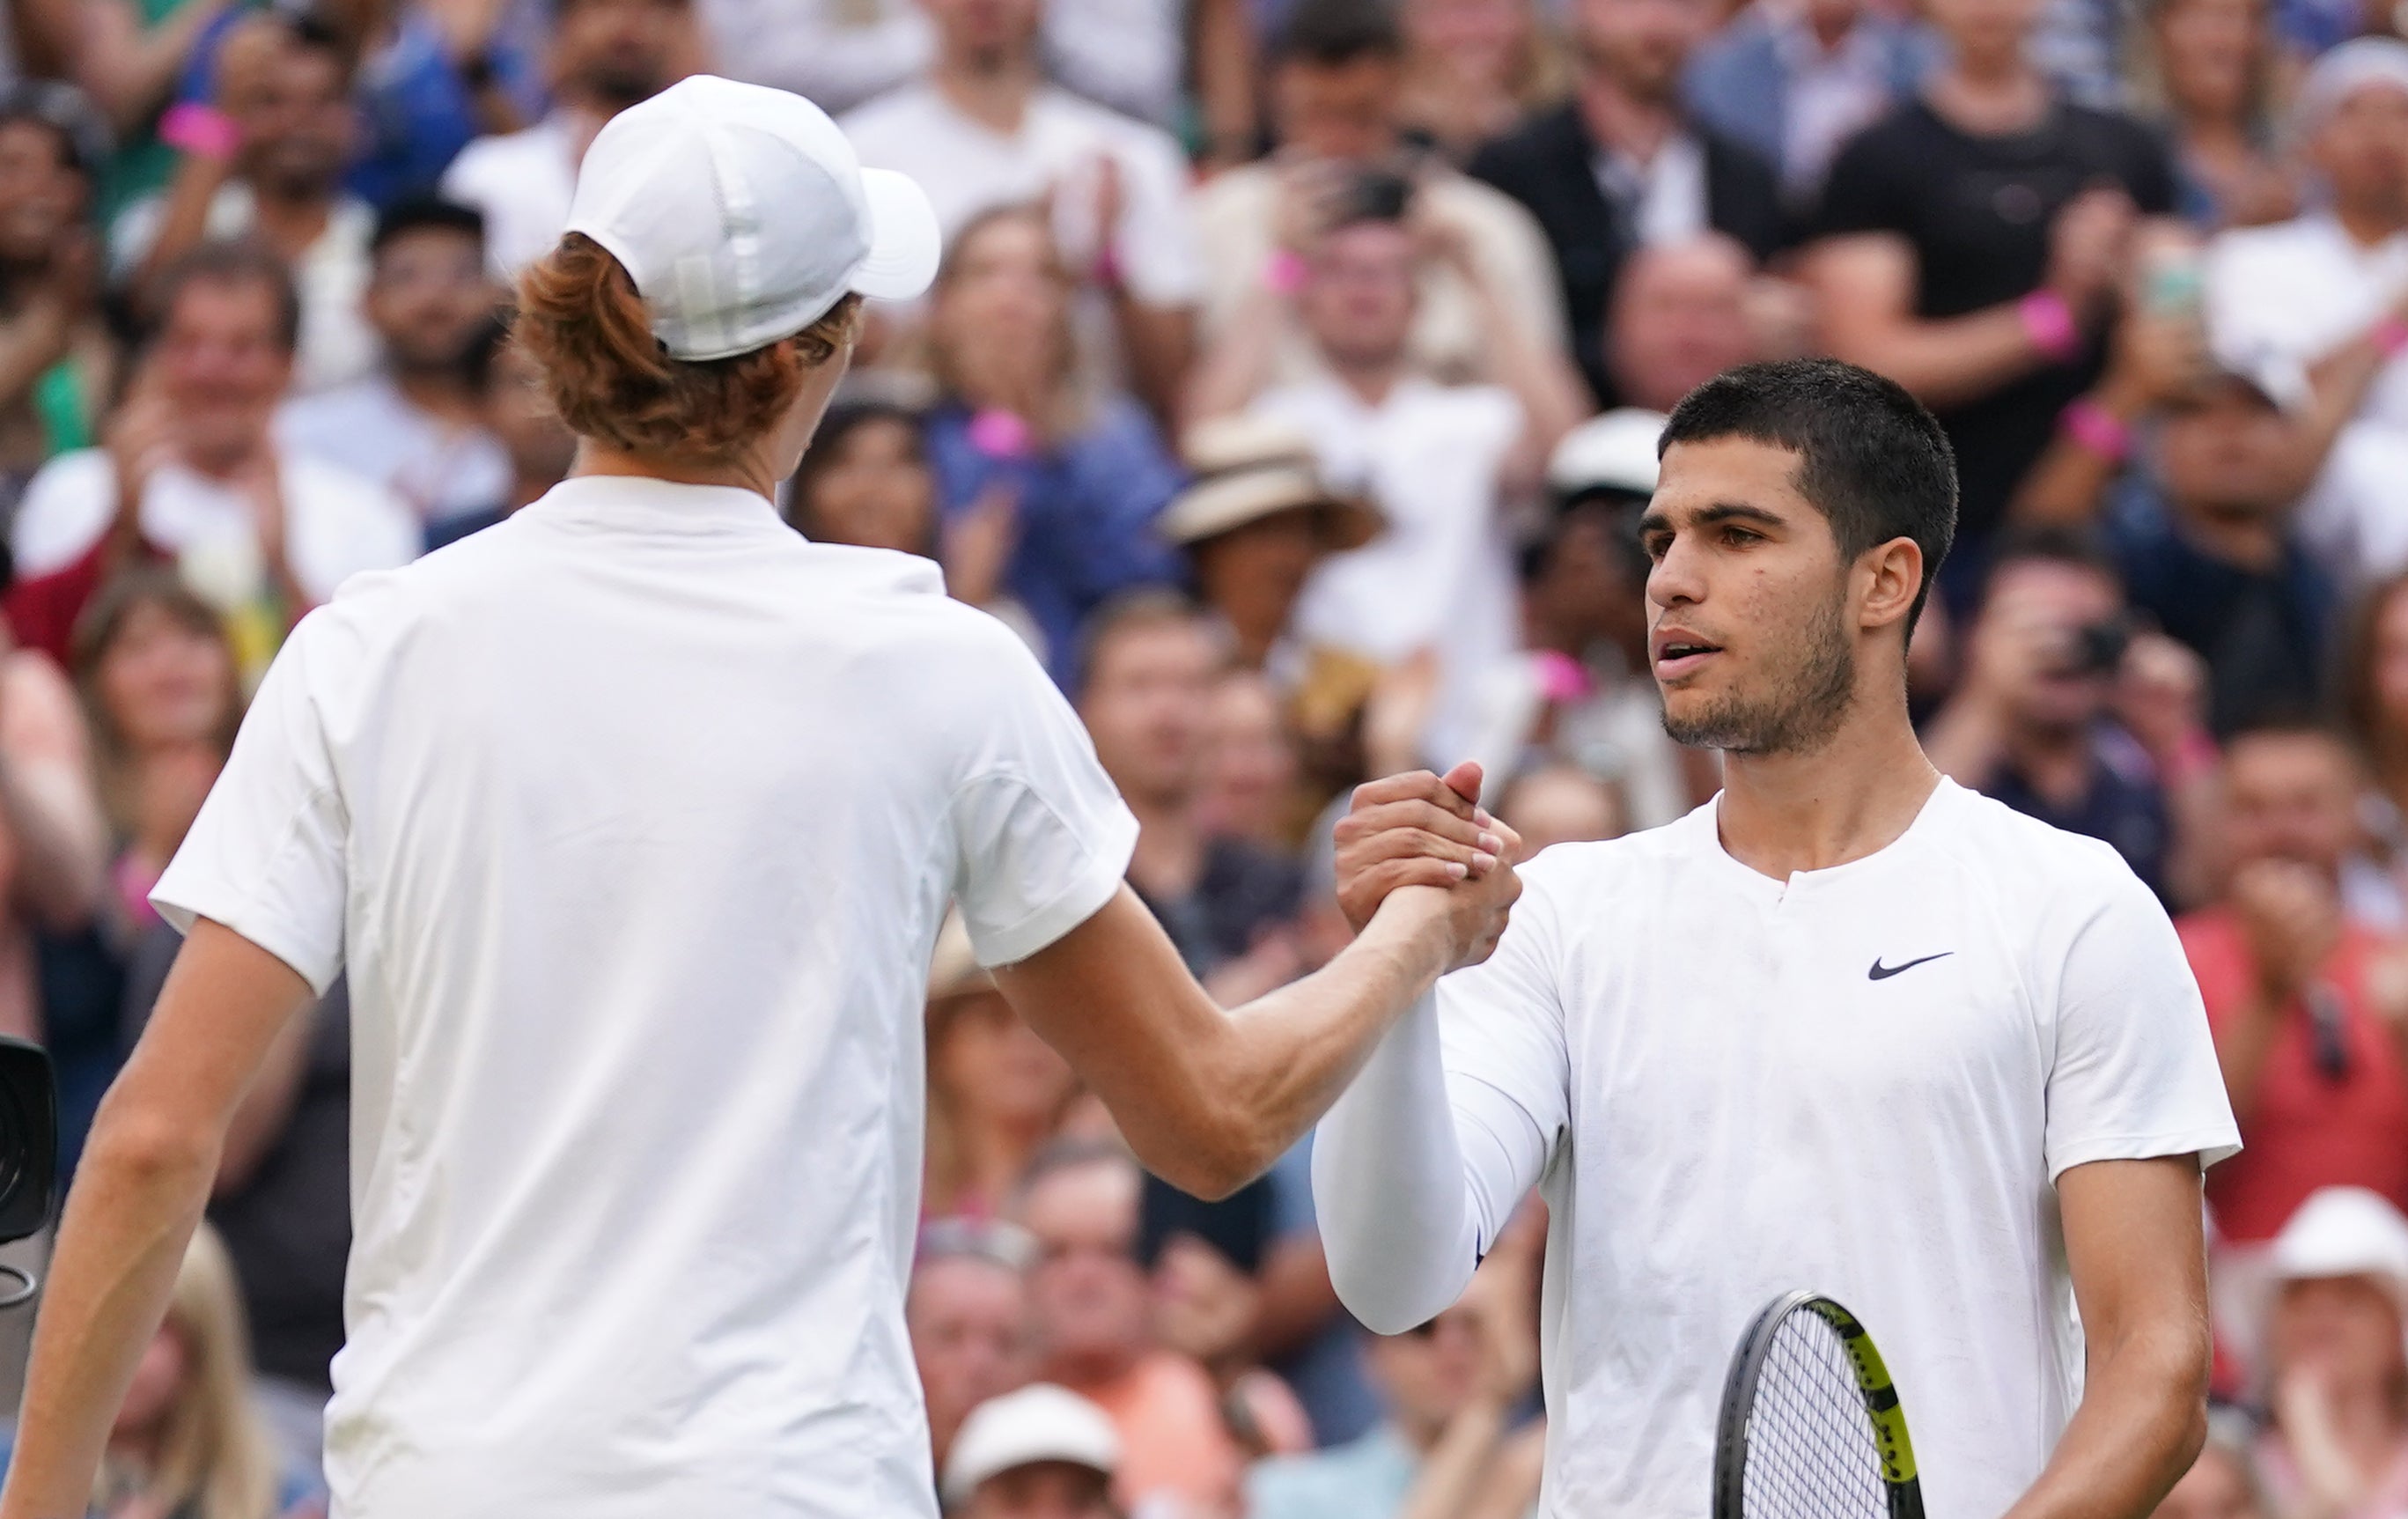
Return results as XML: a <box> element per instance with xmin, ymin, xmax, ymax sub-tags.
<box><xmin>0</xmin><ymin>77</ymin><xmax>1521</xmax><ymax>1519</ymax></box>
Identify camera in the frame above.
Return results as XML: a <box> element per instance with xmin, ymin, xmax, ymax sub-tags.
<box><xmin>0</xmin><ymin>1037</ymin><xmax>56</xmax><ymax>1246</ymax></box>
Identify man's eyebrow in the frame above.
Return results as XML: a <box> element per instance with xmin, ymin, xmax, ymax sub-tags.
<box><xmin>1637</xmin><ymin>501</ymin><xmax>1787</xmax><ymax>535</ymax></box>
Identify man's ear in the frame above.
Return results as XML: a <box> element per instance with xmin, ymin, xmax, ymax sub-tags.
<box><xmin>1858</xmin><ymin>536</ymin><xmax>1925</xmax><ymax>634</ymax></box>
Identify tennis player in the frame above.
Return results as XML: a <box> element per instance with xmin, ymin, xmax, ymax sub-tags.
<box><xmin>1314</xmin><ymin>358</ymin><xmax>2243</xmax><ymax>1519</ymax></box>
<box><xmin>0</xmin><ymin>77</ymin><xmax>1518</xmax><ymax>1519</ymax></box>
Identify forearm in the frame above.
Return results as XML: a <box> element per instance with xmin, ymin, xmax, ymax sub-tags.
<box><xmin>0</xmin><ymin>760</ymin><xmax>109</xmax><ymax>934</ymax></box>
<box><xmin>2010</xmin><ymin>383</ymin><xmax>2147</xmax><ymax>527</ymax></box>
<box><xmin>1465</xmin><ymin>276</ymin><xmax>1587</xmax><ymax>486</ymax></box>
<box><xmin>0</xmin><ymin>306</ymin><xmax>76</xmax><ymax>411</ymax></box>
<box><xmin>0</xmin><ymin>1100</ymin><xmax>220</xmax><ymax>1519</ymax></box>
<box><xmin>2001</xmin><ymin>1322</ymin><xmax>2208</xmax><ymax>1519</ymax></box>
<box><xmin>1824</xmin><ymin>303</ymin><xmax>2052</xmax><ymax>413</ymax></box>
<box><xmin>1190</xmin><ymin>0</ymin><xmax>1257</xmax><ymax>169</ymax></box>
<box><xmin>1397</xmin><ymin>1397</ymin><xmax>1516</xmax><ymax>1519</ymax></box>
<box><xmin>135</xmin><ymin>151</ymin><xmax>232</xmax><ymax>297</ymax></box>
<box><xmin>2213</xmin><ymin>996</ymin><xmax>2285</xmax><ymax>1125</ymax></box>
<box><xmin>1115</xmin><ymin>297</ymin><xmax>1195</xmax><ymax>430</ymax></box>
<box><xmin>1182</xmin><ymin>281</ymin><xmax>1289</xmax><ymax>427</ymax></box>
<box><xmin>79</xmin><ymin>0</ymin><xmax>226</xmax><ymax>133</ymax></box>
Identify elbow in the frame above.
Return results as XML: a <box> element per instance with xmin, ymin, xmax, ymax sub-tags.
<box><xmin>83</xmin><ymin>1095</ymin><xmax>218</xmax><ymax>1196</ymax></box>
<box><xmin>1130</xmin><ymin>1095</ymin><xmax>1280</xmax><ymax>1204</ymax></box>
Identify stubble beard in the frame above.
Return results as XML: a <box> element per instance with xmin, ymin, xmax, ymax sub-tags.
<box><xmin>1661</xmin><ymin>591</ymin><xmax>1858</xmax><ymax>756</ymax></box>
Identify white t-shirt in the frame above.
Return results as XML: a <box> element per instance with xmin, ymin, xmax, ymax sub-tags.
<box><xmin>276</xmin><ymin>375</ymin><xmax>511</xmax><ymax>528</ymax></box>
<box><xmin>840</xmin><ymin>81</ymin><xmax>1204</xmax><ymax>307</ymax></box>
<box><xmin>2206</xmin><ymin>213</ymin><xmax>2408</xmax><ymax>430</ymax></box>
<box><xmin>1315</xmin><ymin>779</ymin><xmax>2239</xmax><ymax>1519</ymax></box>
<box><xmin>2297</xmin><ymin>418</ymin><xmax>2408</xmax><ymax>594</ymax></box>
<box><xmin>151</xmin><ymin>476</ymin><xmax>1137</xmax><ymax>1519</ymax></box>
<box><xmin>1251</xmin><ymin>377</ymin><xmax>1523</xmax><ymax>766</ymax></box>
<box><xmin>11</xmin><ymin>446</ymin><xmax>419</xmax><ymax>608</ymax></box>
<box><xmin>439</xmin><ymin>114</ymin><xmax>580</xmax><ymax>277</ymax></box>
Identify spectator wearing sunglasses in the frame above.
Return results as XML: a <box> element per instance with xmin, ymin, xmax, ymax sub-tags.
<box><xmin>2179</xmin><ymin>720</ymin><xmax>2408</xmax><ymax>1262</ymax></box>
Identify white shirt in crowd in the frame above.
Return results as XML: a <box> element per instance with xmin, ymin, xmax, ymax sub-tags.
<box><xmin>841</xmin><ymin>81</ymin><xmax>1204</xmax><ymax>309</ymax></box>
<box><xmin>2207</xmin><ymin>212</ymin><xmax>2408</xmax><ymax>429</ymax></box>
<box><xmin>277</xmin><ymin>376</ymin><xmax>511</xmax><ymax>529</ymax></box>
<box><xmin>1594</xmin><ymin>133</ymin><xmax>1711</xmax><ymax>248</ymax></box>
<box><xmin>440</xmin><ymin>114</ymin><xmax>581</xmax><ymax>277</ymax></box>
<box><xmin>11</xmin><ymin>446</ymin><xmax>417</xmax><ymax>607</ymax></box>
<box><xmin>110</xmin><ymin>185</ymin><xmax>379</xmax><ymax>395</ymax></box>
<box><xmin>151</xmin><ymin>476</ymin><xmax>1138</xmax><ymax>1519</ymax></box>
<box><xmin>1313</xmin><ymin>779</ymin><xmax>2241</xmax><ymax>1519</ymax></box>
<box><xmin>1042</xmin><ymin>0</ymin><xmax>1185</xmax><ymax>128</ymax></box>
<box><xmin>1251</xmin><ymin>376</ymin><xmax>1523</xmax><ymax>767</ymax></box>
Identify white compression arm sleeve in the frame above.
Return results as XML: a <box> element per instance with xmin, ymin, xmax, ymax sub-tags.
<box><xmin>1311</xmin><ymin>988</ymin><xmax>1554</xmax><ymax>1334</ymax></box>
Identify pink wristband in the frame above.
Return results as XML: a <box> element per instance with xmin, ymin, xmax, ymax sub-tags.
<box><xmin>1263</xmin><ymin>249</ymin><xmax>1307</xmax><ymax>297</ymax></box>
<box><xmin>1090</xmin><ymin>240</ymin><xmax>1123</xmax><ymax>291</ymax></box>
<box><xmin>2375</xmin><ymin>316</ymin><xmax>2408</xmax><ymax>359</ymax></box>
<box><xmin>967</xmin><ymin>409</ymin><xmax>1035</xmax><ymax>461</ymax></box>
<box><xmin>2020</xmin><ymin>290</ymin><xmax>2082</xmax><ymax>365</ymax></box>
<box><xmin>159</xmin><ymin>101</ymin><xmax>240</xmax><ymax>161</ymax></box>
<box><xmin>2059</xmin><ymin>397</ymin><xmax>2132</xmax><ymax>462</ymax></box>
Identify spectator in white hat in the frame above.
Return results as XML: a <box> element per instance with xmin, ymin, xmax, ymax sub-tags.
<box><xmin>941</xmin><ymin>1383</ymin><xmax>1123</xmax><ymax>1519</ymax></box>
<box><xmin>2254</xmin><ymin>1187</ymin><xmax>2408</xmax><ymax>1519</ymax></box>
<box><xmin>0</xmin><ymin>72</ymin><xmax>1520</xmax><ymax>1519</ymax></box>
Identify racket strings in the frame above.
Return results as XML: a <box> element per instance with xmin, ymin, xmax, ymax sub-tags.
<box><xmin>1742</xmin><ymin>1311</ymin><xmax>1890</xmax><ymax>1519</ymax></box>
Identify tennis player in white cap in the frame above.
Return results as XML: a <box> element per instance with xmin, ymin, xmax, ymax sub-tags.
<box><xmin>0</xmin><ymin>77</ymin><xmax>1517</xmax><ymax>1519</ymax></box>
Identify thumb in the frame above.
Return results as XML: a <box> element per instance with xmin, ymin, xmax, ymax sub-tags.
<box><xmin>1441</xmin><ymin>760</ymin><xmax>1484</xmax><ymax>809</ymax></box>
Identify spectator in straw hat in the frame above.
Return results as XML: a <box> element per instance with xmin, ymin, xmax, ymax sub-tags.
<box><xmin>2251</xmin><ymin>1187</ymin><xmax>2408</xmax><ymax>1518</ymax></box>
<box><xmin>940</xmin><ymin>1383</ymin><xmax>1123</xmax><ymax>1519</ymax></box>
<box><xmin>1162</xmin><ymin>413</ymin><xmax>1383</xmax><ymax>675</ymax></box>
<box><xmin>924</xmin><ymin>914</ymin><xmax>1087</xmax><ymax>1222</ymax></box>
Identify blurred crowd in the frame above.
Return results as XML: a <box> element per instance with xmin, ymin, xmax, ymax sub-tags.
<box><xmin>15</xmin><ymin>0</ymin><xmax>2408</xmax><ymax>1512</ymax></box>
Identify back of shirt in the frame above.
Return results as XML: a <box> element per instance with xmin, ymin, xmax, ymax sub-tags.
<box><xmin>153</xmin><ymin>477</ymin><xmax>1137</xmax><ymax>1519</ymax></box>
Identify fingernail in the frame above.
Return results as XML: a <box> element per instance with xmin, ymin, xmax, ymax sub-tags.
<box><xmin>1474</xmin><ymin>852</ymin><xmax>1499</xmax><ymax>873</ymax></box>
<box><xmin>1474</xmin><ymin>809</ymin><xmax>1496</xmax><ymax>828</ymax></box>
<box><xmin>1479</xmin><ymin>832</ymin><xmax>1503</xmax><ymax>854</ymax></box>
<box><xmin>1447</xmin><ymin>861</ymin><xmax>1469</xmax><ymax>880</ymax></box>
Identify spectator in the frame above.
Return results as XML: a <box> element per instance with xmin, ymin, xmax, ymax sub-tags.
<box><xmin>1468</xmin><ymin>408</ymin><xmax>1700</xmax><ymax>830</ymax></box>
<box><xmin>1014</xmin><ymin>1140</ymin><xmax>1276</xmax><ymax>1519</ymax></box>
<box><xmin>1682</xmin><ymin>0</ymin><xmax>1940</xmax><ymax>205</ymax></box>
<box><xmin>939</xmin><ymin>1383</ymin><xmax>1121</xmax><ymax>1519</ymax></box>
<box><xmin>420</xmin><ymin>320</ymin><xmax>578</xmax><ymax>552</ymax></box>
<box><xmin>910</xmin><ymin>1219</ymin><xmax>1039</xmax><ymax>1475</ymax></box>
<box><xmin>1075</xmin><ymin>595</ymin><xmax>1305</xmax><ymax>987</ymax></box>
<box><xmin>2182</xmin><ymin>723</ymin><xmax>2408</xmax><ymax>1249</ymax></box>
<box><xmin>784</xmin><ymin>401</ymin><xmax>937</xmax><ymax>557</ymax></box>
<box><xmin>121</xmin><ymin>14</ymin><xmax>377</xmax><ymax>395</ymax></box>
<box><xmin>440</xmin><ymin>0</ymin><xmax>698</xmax><ymax>277</ymax></box>
<box><xmin>842</xmin><ymin>0</ymin><xmax>1202</xmax><ymax>418</ymax></box>
<box><xmin>1468</xmin><ymin>0</ymin><xmax>1784</xmax><ymax>404</ymax></box>
<box><xmin>2016</xmin><ymin>321</ymin><xmax>2336</xmax><ymax>738</ymax></box>
<box><xmin>1191</xmin><ymin>184</ymin><xmax>1586</xmax><ymax>768</ymax></box>
<box><xmin>2252</xmin><ymin>1188</ymin><xmax>2408</xmax><ymax>1518</ymax></box>
<box><xmin>328</xmin><ymin>0</ymin><xmax>541</xmax><ymax>211</ymax></box>
<box><xmin>1395</xmin><ymin>0</ymin><xmax>1570</xmax><ymax>163</ymax></box>
<box><xmin>1158</xmin><ymin>412</ymin><xmax>1383</xmax><ymax>674</ymax></box>
<box><xmin>2205</xmin><ymin>42</ymin><xmax>2408</xmax><ymax>443</ymax></box>
<box><xmin>1191</xmin><ymin>0</ymin><xmax>1569</xmax><ymax>395</ymax></box>
<box><xmin>1043</xmin><ymin>0</ymin><xmax>1259</xmax><ymax>153</ymax></box>
<box><xmin>1808</xmin><ymin>0</ymin><xmax>2177</xmax><ymax>589</ymax></box>
<box><xmin>1247</xmin><ymin>1242</ymin><xmax>1543</xmax><ymax>1519</ymax></box>
<box><xmin>1499</xmin><ymin>761</ymin><xmax>1627</xmax><ymax>852</ymax></box>
<box><xmin>1604</xmin><ymin>234</ymin><xmax>1764</xmax><ymax>414</ymax></box>
<box><xmin>1924</xmin><ymin>533</ymin><xmax>2197</xmax><ymax>903</ymax></box>
<box><xmin>2154</xmin><ymin>1412</ymin><xmax>2267</xmax><ymax>1519</ymax></box>
<box><xmin>924</xmin><ymin>918</ymin><xmax>1082</xmax><ymax>1221</ymax></box>
<box><xmin>52</xmin><ymin>0</ymin><xmax>237</xmax><ymax>218</ymax></box>
<box><xmin>1198</xmin><ymin>668</ymin><xmax>1310</xmax><ymax>855</ymax></box>
<box><xmin>922</xmin><ymin>205</ymin><xmax>1184</xmax><ymax>684</ymax></box>
<box><xmin>697</xmin><ymin>0</ymin><xmax>930</xmax><ymax>114</ymax></box>
<box><xmin>2128</xmin><ymin>0</ymin><xmax>2294</xmax><ymax>231</ymax></box>
<box><xmin>2342</xmin><ymin>571</ymin><xmax>2408</xmax><ymax>926</ymax></box>
<box><xmin>0</xmin><ymin>82</ymin><xmax>113</xmax><ymax>516</ymax></box>
<box><xmin>4</xmin><ymin>244</ymin><xmax>418</xmax><ymax>674</ymax></box>
<box><xmin>0</xmin><ymin>1223</ymin><xmax>316</xmax><ymax>1517</ymax></box>
<box><xmin>276</xmin><ymin>199</ymin><xmax>510</xmax><ymax>541</ymax></box>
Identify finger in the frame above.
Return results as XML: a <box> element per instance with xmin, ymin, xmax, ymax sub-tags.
<box><xmin>1343</xmin><ymin>798</ymin><xmax>1495</xmax><ymax>853</ymax></box>
<box><xmin>1441</xmin><ymin>759</ymin><xmax>1485</xmax><ymax>810</ymax></box>
<box><xmin>1351</xmin><ymin>770</ymin><xmax>1480</xmax><ymax>822</ymax></box>
<box><xmin>1341</xmin><ymin>827</ymin><xmax>1491</xmax><ymax>878</ymax></box>
<box><xmin>1365</xmin><ymin>859</ymin><xmax>1472</xmax><ymax>901</ymax></box>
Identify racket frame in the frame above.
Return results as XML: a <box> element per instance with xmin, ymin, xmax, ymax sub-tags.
<box><xmin>1711</xmin><ymin>1289</ymin><xmax>1928</xmax><ymax>1519</ymax></box>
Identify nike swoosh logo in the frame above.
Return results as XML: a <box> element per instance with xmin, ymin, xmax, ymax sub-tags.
<box><xmin>1868</xmin><ymin>952</ymin><xmax>1952</xmax><ymax>981</ymax></box>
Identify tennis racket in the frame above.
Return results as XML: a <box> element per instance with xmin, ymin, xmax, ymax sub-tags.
<box><xmin>1712</xmin><ymin>1291</ymin><xmax>1926</xmax><ymax>1519</ymax></box>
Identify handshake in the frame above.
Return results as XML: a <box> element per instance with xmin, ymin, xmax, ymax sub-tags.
<box><xmin>1334</xmin><ymin>760</ymin><xmax>1526</xmax><ymax>975</ymax></box>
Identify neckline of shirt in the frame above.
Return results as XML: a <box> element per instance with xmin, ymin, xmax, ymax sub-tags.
<box><xmin>1688</xmin><ymin>774</ymin><xmax>1962</xmax><ymax>899</ymax></box>
<box><xmin>520</xmin><ymin>474</ymin><xmax>788</xmax><ymax>536</ymax></box>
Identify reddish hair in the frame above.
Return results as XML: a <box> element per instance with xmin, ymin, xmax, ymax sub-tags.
<box><xmin>513</xmin><ymin>232</ymin><xmax>860</xmax><ymax>464</ymax></box>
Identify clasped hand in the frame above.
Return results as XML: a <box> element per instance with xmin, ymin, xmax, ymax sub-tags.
<box><xmin>1332</xmin><ymin>761</ymin><xmax>1524</xmax><ymax>973</ymax></box>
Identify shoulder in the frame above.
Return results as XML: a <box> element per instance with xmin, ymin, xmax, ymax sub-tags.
<box><xmin>1470</xmin><ymin>100</ymin><xmax>1582</xmax><ymax>174</ymax></box>
<box><xmin>20</xmin><ymin>446</ymin><xmax>111</xmax><ymax>505</ymax></box>
<box><xmin>1038</xmin><ymin>85</ymin><xmax>1183</xmax><ymax>164</ymax></box>
<box><xmin>442</xmin><ymin>123</ymin><xmax>551</xmax><ymax>187</ymax></box>
<box><xmin>1397</xmin><ymin>379</ymin><xmax>1521</xmax><ymax>442</ymax></box>
<box><xmin>1195</xmin><ymin>161</ymin><xmax>1275</xmax><ymax>218</ymax></box>
<box><xmin>277</xmin><ymin>453</ymin><xmax>413</xmax><ymax>528</ymax></box>
<box><xmin>13</xmin><ymin>449</ymin><xmax>114</xmax><ymax>564</ymax></box>
<box><xmin>2209</xmin><ymin>214</ymin><xmax>2326</xmax><ymax>273</ymax></box>
<box><xmin>1931</xmin><ymin>782</ymin><xmax>2159</xmax><ymax>921</ymax></box>
<box><xmin>1426</xmin><ymin>173</ymin><xmax>1550</xmax><ymax>247</ymax></box>
<box><xmin>839</xmin><ymin>83</ymin><xmax>938</xmax><ymax>146</ymax></box>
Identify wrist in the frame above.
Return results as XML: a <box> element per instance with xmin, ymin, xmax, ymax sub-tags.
<box><xmin>1262</xmin><ymin>248</ymin><xmax>1307</xmax><ymax>298</ymax></box>
<box><xmin>2021</xmin><ymin>289</ymin><xmax>2084</xmax><ymax>365</ymax></box>
<box><xmin>2375</xmin><ymin>314</ymin><xmax>2408</xmax><ymax>361</ymax></box>
<box><xmin>2058</xmin><ymin>396</ymin><xmax>2133</xmax><ymax>464</ymax></box>
<box><xmin>158</xmin><ymin>102</ymin><xmax>239</xmax><ymax>163</ymax></box>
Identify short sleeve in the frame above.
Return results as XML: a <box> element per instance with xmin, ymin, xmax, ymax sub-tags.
<box><xmin>1434</xmin><ymin>851</ymin><xmax>1574</xmax><ymax>1165</ymax></box>
<box><xmin>1807</xmin><ymin>121</ymin><xmax>1911</xmax><ymax>241</ymax></box>
<box><xmin>947</xmin><ymin>620</ymin><xmax>1138</xmax><ymax>967</ymax></box>
<box><xmin>151</xmin><ymin>610</ymin><xmax>353</xmax><ymax>995</ymax></box>
<box><xmin>11</xmin><ymin>451</ymin><xmax>114</xmax><ymax>580</ymax></box>
<box><xmin>2043</xmin><ymin>851</ymin><xmax>2242</xmax><ymax>1181</ymax></box>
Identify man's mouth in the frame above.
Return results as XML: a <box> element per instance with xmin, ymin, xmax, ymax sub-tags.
<box><xmin>1652</xmin><ymin>635</ymin><xmax>1723</xmax><ymax>681</ymax></box>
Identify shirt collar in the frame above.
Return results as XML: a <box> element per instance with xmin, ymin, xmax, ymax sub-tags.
<box><xmin>520</xmin><ymin>474</ymin><xmax>790</xmax><ymax>536</ymax></box>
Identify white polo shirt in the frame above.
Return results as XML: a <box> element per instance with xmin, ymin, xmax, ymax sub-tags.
<box><xmin>152</xmin><ymin>476</ymin><xmax>1138</xmax><ymax>1518</ymax></box>
<box><xmin>1314</xmin><ymin>779</ymin><xmax>2240</xmax><ymax>1519</ymax></box>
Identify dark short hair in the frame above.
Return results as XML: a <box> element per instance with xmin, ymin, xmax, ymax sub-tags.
<box><xmin>0</xmin><ymin>80</ymin><xmax>108</xmax><ymax>181</ymax></box>
<box><xmin>1981</xmin><ymin>525</ymin><xmax>2121</xmax><ymax>599</ymax></box>
<box><xmin>1275</xmin><ymin>0</ymin><xmax>1403</xmax><ymax>67</ymax></box>
<box><xmin>787</xmin><ymin>401</ymin><xmax>926</xmax><ymax>530</ymax></box>
<box><xmin>1658</xmin><ymin>358</ymin><xmax>1958</xmax><ymax>638</ymax></box>
<box><xmin>372</xmin><ymin>196</ymin><xmax>486</xmax><ymax>261</ymax></box>
<box><xmin>151</xmin><ymin>240</ymin><xmax>303</xmax><ymax>354</ymax></box>
<box><xmin>1072</xmin><ymin>590</ymin><xmax>1219</xmax><ymax>702</ymax></box>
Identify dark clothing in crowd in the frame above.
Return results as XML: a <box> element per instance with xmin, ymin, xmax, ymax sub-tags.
<box><xmin>1469</xmin><ymin>103</ymin><xmax>1786</xmax><ymax>406</ymax></box>
<box><xmin>1983</xmin><ymin>726</ymin><xmax>2175</xmax><ymax>903</ymax></box>
<box><xmin>1134</xmin><ymin>840</ymin><xmax>1304</xmax><ymax>979</ymax></box>
<box><xmin>1812</xmin><ymin>100</ymin><xmax>2177</xmax><ymax>566</ymax></box>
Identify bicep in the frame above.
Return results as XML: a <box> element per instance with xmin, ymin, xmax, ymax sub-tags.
<box><xmin>991</xmin><ymin>886</ymin><xmax>1222</xmax><ymax>1114</ymax></box>
<box><xmin>113</xmin><ymin>917</ymin><xmax>316</xmax><ymax>1139</ymax></box>
<box><xmin>2058</xmin><ymin>1155</ymin><xmax>2210</xmax><ymax>1350</ymax></box>
<box><xmin>1806</xmin><ymin>234</ymin><xmax>1918</xmax><ymax>353</ymax></box>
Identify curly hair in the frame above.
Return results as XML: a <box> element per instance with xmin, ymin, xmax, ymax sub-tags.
<box><xmin>513</xmin><ymin>232</ymin><xmax>861</xmax><ymax>464</ymax></box>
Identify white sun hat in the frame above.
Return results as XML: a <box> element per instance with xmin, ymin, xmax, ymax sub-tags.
<box><xmin>939</xmin><ymin>1383</ymin><xmax>1122</xmax><ymax>1505</ymax></box>
<box><xmin>563</xmin><ymin>74</ymin><xmax>941</xmax><ymax>362</ymax></box>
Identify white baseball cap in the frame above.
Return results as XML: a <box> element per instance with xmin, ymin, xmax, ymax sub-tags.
<box><xmin>1547</xmin><ymin>408</ymin><xmax>1668</xmax><ymax>502</ymax></box>
<box><xmin>563</xmin><ymin>75</ymin><xmax>941</xmax><ymax>362</ymax></box>
<box><xmin>940</xmin><ymin>1384</ymin><xmax>1122</xmax><ymax>1505</ymax></box>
